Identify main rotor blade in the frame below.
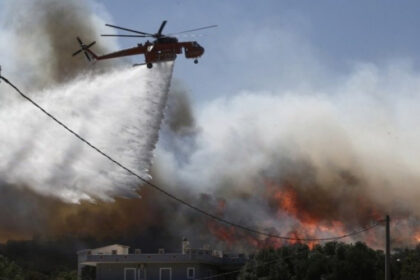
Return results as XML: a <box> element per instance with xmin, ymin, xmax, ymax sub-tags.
<box><xmin>168</xmin><ymin>25</ymin><xmax>218</xmax><ymax>35</ymax></box>
<box><xmin>157</xmin><ymin>20</ymin><xmax>167</xmax><ymax>36</ymax></box>
<box><xmin>76</xmin><ymin>37</ymin><xmax>83</xmax><ymax>45</ymax></box>
<box><xmin>105</xmin><ymin>24</ymin><xmax>153</xmax><ymax>36</ymax></box>
<box><xmin>101</xmin><ymin>34</ymin><xmax>149</xmax><ymax>38</ymax></box>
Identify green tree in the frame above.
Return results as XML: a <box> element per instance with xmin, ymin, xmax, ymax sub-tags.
<box><xmin>238</xmin><ymin>242</ymin><xmax>390</xmax><ymax>280</ymax></box>
<box><xmin>395</xmin><ymin>245</ymin><xmax>420</xmax><ymax>280</ymax></box>
<box><xmin>54</xmin><ymin>270</ymin><xmax>77</xmax><ymax>280</ymax></box>
<box><xmin>238</xmin><ymin>247</ymin><xmax>292</xmax><ymax>280</ymax></box>
<box><xmin>0</xmin><ymin>255</ymin><xmax>24</xmax><ymax>280</ymax></box>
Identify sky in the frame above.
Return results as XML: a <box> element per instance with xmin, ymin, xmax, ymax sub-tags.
<box><xmin>94</xmin><ymin>0</ymin><xmax>420</xmax><ymax>103</ymax></box>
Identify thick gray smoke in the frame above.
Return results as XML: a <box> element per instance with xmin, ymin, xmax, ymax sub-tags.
<box><xmin>0</xmin><ymin>0</ymin><xmax>117</xmax><ymax>88</ymax></box>
<box><xmin>155</xmin><ymin>62</ymin><xmax>420</xmax><ymax>249</ymax></box>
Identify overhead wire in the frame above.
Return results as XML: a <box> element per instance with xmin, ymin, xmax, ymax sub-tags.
<box><xmin>0</xmin><ymin>74</ymin><xmax>384</xmax><ymax>242</ymax></box>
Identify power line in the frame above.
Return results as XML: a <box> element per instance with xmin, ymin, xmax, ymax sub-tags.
<box><xmin>0</xmin><ymin>74</ymin><xmax>384</xmax><ymax>241</ymax></box>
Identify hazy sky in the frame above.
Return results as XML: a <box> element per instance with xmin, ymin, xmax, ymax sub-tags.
<box><xmin>95</xmin><ymin>1</ymin><xmax>420</xmax><ymax>103</ymax></box>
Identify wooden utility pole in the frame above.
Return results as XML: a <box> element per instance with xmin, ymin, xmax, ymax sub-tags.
<box><xmin>385</xmin><ymin>215</ymin><xmax>391</xmax><ymax>280</ymax></box>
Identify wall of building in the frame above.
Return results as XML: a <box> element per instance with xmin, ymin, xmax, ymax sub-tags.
<box><xmin>96</xmin><ymin>262</ymin><xmax>220</xmax><ymax>280</ymax></box>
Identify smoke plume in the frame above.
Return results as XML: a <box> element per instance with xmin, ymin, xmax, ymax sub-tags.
<box><xmin>152</xmin><ymin>62</ymin><xmax>420</xmax><ymax>250</ymax></box>
<box><xmin>0</xmin><ymin>0</ymin><xmax>117</xmax><ymax>88</ymax></box>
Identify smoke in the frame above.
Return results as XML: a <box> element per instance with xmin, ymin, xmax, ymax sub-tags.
<box><xmin>0</xmin><ymin>0</ymin><xmax>117</xmax><ymax>89</ymax></box>
<box><xmin>0</xmin><ymin>184</ymin><xmax>180</xmax><ymax>252</ymax></box>
<box><xmin>1</xmin><ymin>64</ymin><xmax>420</xmax><ymax>251</ymax></box>
<box><xmin>153</xmin><ymin>61</ymin><xmax>420</xmax><ymax>249</ymax></box>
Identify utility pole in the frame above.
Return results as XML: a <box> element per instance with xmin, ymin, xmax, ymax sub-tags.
<box><xmin>385</xmin><ymin>215</ymin><xmax>391</xmax><ymax>280</ymax></box>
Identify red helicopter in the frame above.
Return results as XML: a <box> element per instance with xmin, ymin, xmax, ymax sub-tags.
<box><xmin>72</xmin><ymin>20</ymin><xmax>216</xmax><ymax>68</ymax></box>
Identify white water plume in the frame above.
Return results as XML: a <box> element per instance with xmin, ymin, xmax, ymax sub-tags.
<box><xmin>0</xmin><ymin>62</ymin><xmax>173</xmax><ymax>203</ymax></box>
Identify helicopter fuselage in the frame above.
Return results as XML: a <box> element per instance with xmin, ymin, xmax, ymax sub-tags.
<box><xmin>143</xmin><ymin>37</ymin><xmax>204</xmax><ymax>64</ymax></box>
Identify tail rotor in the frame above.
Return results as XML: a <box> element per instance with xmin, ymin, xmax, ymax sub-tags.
<box><xmin>72</xmin><ymin>37</ymin><xmax>96</xmax><ymax>61</ymax></box>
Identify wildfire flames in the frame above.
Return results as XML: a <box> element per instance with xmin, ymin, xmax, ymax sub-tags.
<box><xmin>268</xmin><ymin>181</ymin><xmax>347</xmax><ymax>249</ymax></box>
<box><xmin>204</xmin><ymin>178</ymin><xmax>420</xmax><ymax>250</ymax></box>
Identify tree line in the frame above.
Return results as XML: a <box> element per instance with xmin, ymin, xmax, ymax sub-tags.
<box><xmin>238</xmin><ymin>241</ymin><xmax>420</xmax><ymax>280</ymax></box>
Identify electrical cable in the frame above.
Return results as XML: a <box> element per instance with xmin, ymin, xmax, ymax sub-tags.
<box><xmin>0</xmin><ymin>74</ymin><xmax>385</xmax><ymax>241</ymax></box>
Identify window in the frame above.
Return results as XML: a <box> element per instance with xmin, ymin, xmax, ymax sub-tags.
<box><xmin>159</xmin><ymin>268</ymin><xmax>172</xmax><ymax>280</ymax></box>
<box><xmin>124</xmin><ymin>268</ymin><xmax>136</xmax><ymax>280</ymax></box>
<box><xmin>112</xmin><ymin>250</ymin><xmax>117</xmax><ymax>255</ymax></box>
<box><xmin>187</xmin><ymin>267</ymin><xmax>195</xmax><ymax>279</ymax></box>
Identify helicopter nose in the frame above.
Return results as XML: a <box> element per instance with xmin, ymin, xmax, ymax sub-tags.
<box><xmin>196</xmin><ymin>44</ymin><xmax>204</xmax><ymax>56</ymax></box>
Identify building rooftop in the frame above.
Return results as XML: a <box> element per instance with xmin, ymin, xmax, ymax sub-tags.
<box><xmin>77</xmin><ymin>239</ymin><xmax>247</xmax><ymax>267</ymax></box>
